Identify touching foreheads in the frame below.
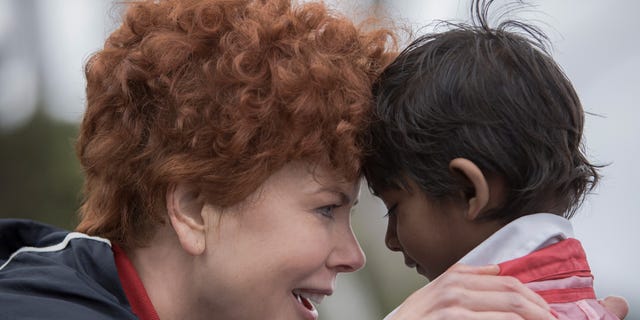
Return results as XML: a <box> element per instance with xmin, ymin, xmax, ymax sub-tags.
<box><xmin>76</xmin><ymin>0</ymin><xmax>396</xmax><ymax>247</ymax></box>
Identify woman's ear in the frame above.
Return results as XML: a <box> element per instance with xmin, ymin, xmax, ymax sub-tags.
<box><xmin>448</xmin><ymin>158</ymin><xmax>490</xmax><ymax>221</ymax></box>
<box><xmin>166</xmin><ymin>183</ymin><xmax>206</xmax><ymax>256</ymax></box>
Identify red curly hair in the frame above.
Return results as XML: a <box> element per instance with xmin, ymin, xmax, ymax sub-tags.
<box><xmin>76</xmin><ymin>0</ymin><xmax>396</xmax><ymax>247</ymax></box>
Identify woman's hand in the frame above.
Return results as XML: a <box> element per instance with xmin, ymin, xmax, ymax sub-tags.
<box><xmin>600</xmin><ymin>296</ymin><xmax>629</xmax><ymax>319</ymax></box>
<box><xmin>386</xmin><ymin>264</ymin><xmax>554</xmax><ymax>320</ymax></box>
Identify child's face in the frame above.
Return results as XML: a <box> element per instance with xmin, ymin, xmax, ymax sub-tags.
<box><xmin>378</xmin><ymin>178</ymin><xmax>503</xmax><ymax>280</ymax></box>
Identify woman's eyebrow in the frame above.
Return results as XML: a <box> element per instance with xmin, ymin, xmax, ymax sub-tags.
<box><xmin>314</xmin><ymin>187</ymin><xmax>352</xmax><ymax>205</ymax></box>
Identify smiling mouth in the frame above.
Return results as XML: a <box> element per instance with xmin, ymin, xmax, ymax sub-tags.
<box><xmin>294</xmin><ymin>293</ymin><xmax>315</xmax><ymax>311</ymax></box>
<box><xmin>292</xmin><ymin>289</ymin><xmax>329</xmax><ymax>319</ymax></box>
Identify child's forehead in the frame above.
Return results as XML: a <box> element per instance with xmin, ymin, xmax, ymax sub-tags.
<box><xmin>375</xmin><ymin>177</ymin><xmax>422</xmax><ymax>199</ymax></box>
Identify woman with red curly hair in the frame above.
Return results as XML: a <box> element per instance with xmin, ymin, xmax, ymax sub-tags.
<box><xmin>0</xmin><ymin>0</ymin><xmax>569</xmax><ymax>319</ymax></box>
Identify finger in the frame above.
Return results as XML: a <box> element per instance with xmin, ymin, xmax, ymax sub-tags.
<box><xmin>434</xmin><ymin>308</ymin><xmax>556</xmax><ymax>320</ymax></box>
<box><xmin>458</xmin><ymin>312</ymin><xmax>524</xmax><ymax>320</ymax></box>
<box><xmin>469</xmin><ymin>312</ymin><xmax>555</xmax><ymax>320</ymax></box>
<box><xmin>429</xmin><ymin>308</ymin><xmax>521</xmax><ymax>320</ymax></box>
<box><xmin>446</xmin><ymin>288</ymin><xmax>553</xmax><ymax>320</ymax></box>
<box><xmin>599</xmin><ymin>296</ymin><xmax>629</xmax><ymax>319</ymax></box>
<box><xmin>434</xmin><ymin>271</ymin><xmax>550</xmax><ymax>312</ymax></box>
<box><xmin>450</xmin><ymin>311</ymin><xmax>558</xmax><ymax>320</ymax></box>
<box><xmin>448</xmin><ymin>263</ymin><xmax>500</xmax><ymax>275</ymax></box>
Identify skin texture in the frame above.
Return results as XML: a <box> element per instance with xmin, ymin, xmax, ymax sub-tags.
<box><xmin>380</xmin><ymin>182</ymin><xmax>499</xmax><ymax>280</ymax></box>
<box><xmin>388</xmin><ymin>266</ymin><xmax>629</xmax><ymax>320</ymax></box>
<box><xmin>123</xmin><ymin>158</ymin><xmax>630</xmax><ymax>320</ymax></box>
<box><xmin>379</xmin><ymin>158</ymin><xmax>505</xmax><ymax>280</ymax></box>
<box><xmin>389</xmin><ymin>264</ymin><xmax>556</xmax><ymax>320</ymax></box>
<box><xmin>379</xmin><ymin>174</ymin><xmax>559</xmax><ymax>320</ymax></box>
<box><xmin>600</xmin><ymin>296</ymin><xmax>629</xmax><ymax>319</ymax></box>
<box><xmin>380</xmin><ymin>158</ymin><xmax>630</xmax><ymax>319</ymax></box>
<box><xmin>128</xmin><ymin>162</ymin><xmax>364</xmax><ymax>320</ymax></box>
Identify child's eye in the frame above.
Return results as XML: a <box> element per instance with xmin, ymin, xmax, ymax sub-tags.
<box><xmin>316</xmin><ymin>205</ymin><xmax>339</xmax><ymax>218</ymax></box>
<box><xmin>384</xmin><ymin>203</ymin><xmax>398</xmax><ymax>218</ymax></box>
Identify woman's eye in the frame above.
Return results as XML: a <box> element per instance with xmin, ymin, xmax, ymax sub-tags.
<box><xmin>316</xmin><ymin>205</ymin><xmax>339</xmax><ymax>218</ymax></box>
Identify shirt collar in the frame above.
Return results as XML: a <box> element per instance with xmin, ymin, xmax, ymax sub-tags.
<box><xmin>112</xmin><ymin>244</ymin><xmax>160</xmax><ymax>320</ymax></box>
<box><xmin>458</xmin><ymin>213</ymin><xmax>574</xmax><ymax>266</ymax></box>
<box><xmin>383</xmin><ymin>213</ymin><xmax>572</xmax><ymax>320</ymax></box>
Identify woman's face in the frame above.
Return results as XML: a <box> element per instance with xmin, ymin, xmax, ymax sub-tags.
<box><xmin>195</xmin><ymin>162</ymin><xmax>364</xmax><ymax>319</ymax></box>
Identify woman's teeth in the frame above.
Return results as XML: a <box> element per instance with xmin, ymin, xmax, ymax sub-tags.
<box><xmin>293</xmin><ymin>291</ymin><xmax>325</xmax><ymax>311</ymax></box>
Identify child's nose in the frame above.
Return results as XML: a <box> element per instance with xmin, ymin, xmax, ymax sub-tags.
<box><xmin>385</xmin><ymin>214</ymin><xmax>402</xmax><ymax>252</ymax></box>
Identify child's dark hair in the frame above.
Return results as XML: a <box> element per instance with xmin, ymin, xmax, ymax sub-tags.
<box><xmin>363</xmin><ymin>0</ymin><xmax>599</xmax><ymax>220</ymax></box>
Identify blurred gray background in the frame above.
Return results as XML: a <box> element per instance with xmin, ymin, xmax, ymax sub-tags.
<box><xmin>0</xmin><ymin>0</ymin><xmax>637</xmax><ymax>319</ymax></box>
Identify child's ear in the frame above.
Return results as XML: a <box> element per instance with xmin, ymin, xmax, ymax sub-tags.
<box><xmin>448</xmin><ymin>158</ymin><xmax>490</xmax><ymax>221</ymax></box>
<box><xmin>166</xmin><ymin>183</ymin><xmax>206</xmax><ymax>256</ymax></box>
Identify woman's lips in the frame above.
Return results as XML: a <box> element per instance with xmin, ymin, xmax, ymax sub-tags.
<box><xmin>291</xmin><ymin>288</ymin><xmax>332</xmax><ymax>320</ymax></box>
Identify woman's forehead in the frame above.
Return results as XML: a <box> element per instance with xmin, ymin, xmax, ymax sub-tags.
<box><xmin>266</xmin><ymin>162</ymin><xmax>360</xmax><ymax>198</ymax></box>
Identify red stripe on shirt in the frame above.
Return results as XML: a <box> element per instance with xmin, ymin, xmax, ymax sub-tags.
<box><xmin>113</xmin><ymin>244</ymin><xmax>160</xmax><ymax>320</ymax></box>
<box><xmin>498</xmin><ymin>238</ymin><xmax>596</xmax><ymax>304</ymax></box>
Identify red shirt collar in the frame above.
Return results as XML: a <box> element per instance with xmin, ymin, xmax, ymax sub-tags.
<box><xmin>113</xmin><ymin>244</ymin><xmax>161</xmax><ymax>320</ymax></box>
<box><xmin>499</xmin><ymin>238</ymin><xmax>595</xmax><ymax>304</ymax></box>
<box><xmin>498</xmin><ymin>238</ymin><xmax>592</xmax><ymax>282</ymax></box>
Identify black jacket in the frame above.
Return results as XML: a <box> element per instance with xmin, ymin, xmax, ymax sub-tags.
<box><xmin>0</xmin><ymin>219</ymin><xmax>137</xmax><ymax>319</ymax></box>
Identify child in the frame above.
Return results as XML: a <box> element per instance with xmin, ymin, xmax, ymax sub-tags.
<box><xmin>364</xmin><ymin>2</ymin><xmax>620</xmax><ymax>319</ymax></box>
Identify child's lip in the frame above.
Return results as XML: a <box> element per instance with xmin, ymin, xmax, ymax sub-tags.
<box><xmin>403</xmin><ymin>255</ymin><xmax>427</xmax><ymax>277</ymax></box>
<box><xmin>403</xmin><ymin>256</ymin><xmax>417</xmax><ymax>268</ymax></box>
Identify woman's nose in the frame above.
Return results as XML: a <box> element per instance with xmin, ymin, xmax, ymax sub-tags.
<box><xmin>329</xmin><ymin>224</ymin><xmax>366</xmax><ymax>273</ymax></box>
